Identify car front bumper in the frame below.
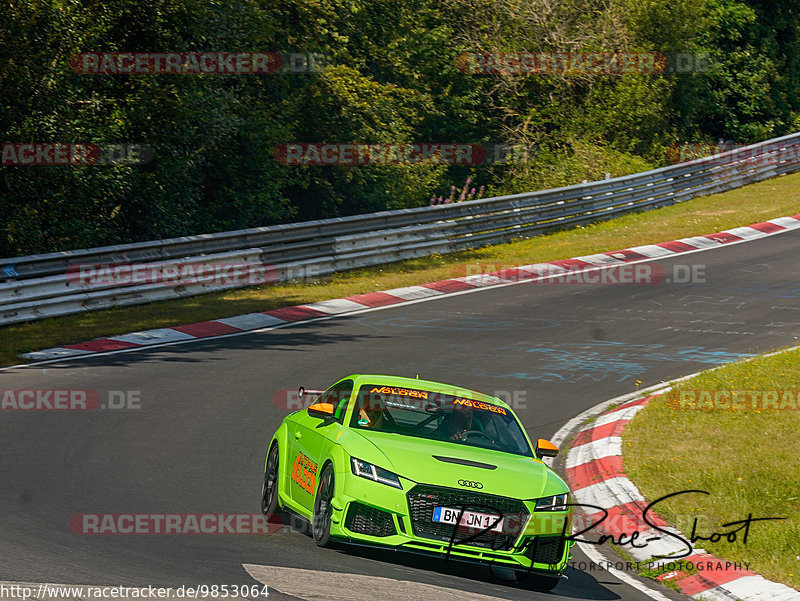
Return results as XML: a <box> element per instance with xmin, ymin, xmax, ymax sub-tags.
<box><xmin>330</xmin><ymin>470</ymin><xmax>574</xmax><ymax>575</ymax></box>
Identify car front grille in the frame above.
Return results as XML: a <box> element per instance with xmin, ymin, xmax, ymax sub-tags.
<box><xmin>345</xmin><ymin>501</ymin><xmax>397</xmax><ymax>537</ymax></box>
<box><xmin>406</xmin><ymin>484</ymin><xmax>528</xmax><ymax>550</ymax></box>
<box><xmin>523</xmin><ymin>535</ymin><xmax>566</xmax><ymax>565</ymax></box>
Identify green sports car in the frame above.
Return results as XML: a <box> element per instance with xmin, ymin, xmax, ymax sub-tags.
<box><xmin>261</xmin><ymin>374</ymin><xmax>574</xmax><ymax>589</ymax></box>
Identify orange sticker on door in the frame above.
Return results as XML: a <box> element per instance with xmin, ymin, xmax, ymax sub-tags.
<box><xmin>292</xmin><ymin>451</ymin><xmax>318</xmax><ymax>494</ymax></box>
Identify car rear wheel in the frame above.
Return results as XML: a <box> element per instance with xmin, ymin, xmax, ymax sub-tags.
<box><xmin>312</xmin><ymin>463</ymin><xmax>335</xmax><ymax>547</ymax></box>
<box><xmin>261</xmin><ymin>444</ymin><xmax>280</xmax><ymax>516</ymax></box>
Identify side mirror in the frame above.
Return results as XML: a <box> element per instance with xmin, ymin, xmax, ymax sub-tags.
<box><xmin>535</xmin><ymin>438</ymin><xmax>559</xmax><ymax>459</ymax></box>
<box><xmin>308</xmin><ymin>402</ymin><xmax>335</xmax><ymax>419</ymax></box>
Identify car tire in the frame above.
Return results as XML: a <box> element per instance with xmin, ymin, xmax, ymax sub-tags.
<box><xmin>312</xmin><ymin>463</ymin><xmax>335</xmax><ymax>547</ymax></box>
<box><xmin>261</xmin><ymin>443</ymin><xmax>281</xmax><ymax>516</ymax></box>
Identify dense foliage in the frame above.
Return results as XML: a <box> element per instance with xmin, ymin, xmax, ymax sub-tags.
<box><xmin>2</xmin><ymin>0</ymin><xmax>799</xmax><ymax>256</ymax></box>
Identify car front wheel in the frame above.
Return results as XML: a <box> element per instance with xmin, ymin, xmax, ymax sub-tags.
<box><xmin>312</xmin><ymin>463</ymin><xmax>335</xmax><ymax>547</ymax></box>
<box><xmin>261</xmin><ymin>443</ymin><xmax>280</xmax><ymax>516</ymax></box>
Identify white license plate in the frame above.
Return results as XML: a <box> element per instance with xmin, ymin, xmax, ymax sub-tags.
<box><xmin>432</xmin><ymin>507</ymin><xmax>504</xmax><ymax>533</ymax></box>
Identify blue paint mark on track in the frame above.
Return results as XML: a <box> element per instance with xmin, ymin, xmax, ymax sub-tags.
<box><xmin>494</xmin><ymin>341</ymin><xmax>754</xmax><ymax>383</ymax></box>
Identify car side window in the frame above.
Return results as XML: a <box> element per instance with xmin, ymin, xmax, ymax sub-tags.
<box><xmin>315</xmin><ymin>379</ymin><xmax>354</xmax><ymax>424</ymax></box>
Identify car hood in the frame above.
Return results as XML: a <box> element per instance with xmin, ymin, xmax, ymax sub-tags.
<box><xmin>341</xmin><ymin>429</ymin><xmax>567</xmax><ymax>500</ymax></box>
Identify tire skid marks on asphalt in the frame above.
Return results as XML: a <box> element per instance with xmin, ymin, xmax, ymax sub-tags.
<box><xmin>460</xmin><ymin>274</ymin><xmax>506</xmax><ymax>286</ymax></box>
<box><xmin>302</xmin><ymin>298</ymin><xmax>371</xmax><ymax>314</ymax></box>
<box><xmin>626</xmin><ymin>244</ymin><xmax>678</xmax><ymax>258</ymax></box>
<box><xmin>20</xmin><ymin>347</ymin><xmax>94</xmax><ymax>360</ymax></box>
<box><xmin>215</xmin><ymin>312</ymin><xmax>287</xmax><ymax>330</ymax></box>
<box><xmin>383</xmin><ymin>285</ymin><xmax>445</xmax><ymax>300</ymax></box>
<box><xmin>108</xmin><ymin>328</ymin><xmax>197</xmax><ymax>345</ymax></box>
<box><xmin>573</xmin><ymin>253</ymin><xmax>628</xmax><ymax>266</ymax></box>
<box><xmin>677</xmin><ymin>235</ymin><xmax>730</xmax><ymax>249</ymax></box>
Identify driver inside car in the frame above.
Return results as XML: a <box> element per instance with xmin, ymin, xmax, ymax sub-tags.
<box><xmin>357</xmin><ymin>393</ymin><xmax>385</xmax><ymax>429</ymax></box>
<box><xmin>434</xmin><ymin>406</ymin><xmax>474</xmax><ymax>441</ymax></box>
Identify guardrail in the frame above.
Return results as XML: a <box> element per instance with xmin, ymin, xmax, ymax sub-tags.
<box><xmin>2</xmin><ymin>132</ymin><xmax>799</xmax><ymax>325</ymax></box>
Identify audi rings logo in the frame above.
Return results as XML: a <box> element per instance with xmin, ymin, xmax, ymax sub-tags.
<box><xmin>457</xmin><ymin>479</ymin><xmax>483</xmax><ymax>489</ymax></box>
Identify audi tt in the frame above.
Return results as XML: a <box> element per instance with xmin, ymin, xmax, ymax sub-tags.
<box><xmin>260</xmin><ymin>374</ymin><xmax>574</xmax><ymax>590</ymax></box>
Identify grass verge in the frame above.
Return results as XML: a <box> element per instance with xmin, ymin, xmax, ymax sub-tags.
<box><xmin>623</xmin><ymin>347</ymin><xmax>800</xmax><ymax>590</ymax></box>
<box><xmin>2</xmin><ymin>171</ymin><xmax>800</xmax><ymax>367</ymax></box>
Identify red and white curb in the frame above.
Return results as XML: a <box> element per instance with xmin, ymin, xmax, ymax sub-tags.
<box><xmin>20</xmin><ymin>214</ymin><xmax>800</xmax><ymax>361</ymax></box>
<box><xmin>564</xmin><ymin>392</ymin><xmax>800</xmax><ymax>601</ymax></box>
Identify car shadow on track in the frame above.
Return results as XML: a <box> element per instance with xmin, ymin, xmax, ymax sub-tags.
<box><xmin>13</xmin><ymin>318</ymin><xmax>387</xmax><ymax>371</ymax></box>
<box><xmin>336</xmin><ymin>543</ymin><xmax>624</xmax><ymax>599</ymax></box>
<box><xmin>276</xmin><ymin>514</ymin><xmax>623</xmax><ymax>600</ymax></box>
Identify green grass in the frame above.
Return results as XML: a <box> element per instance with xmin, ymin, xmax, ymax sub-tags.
<box><xmin>623</xmin><ymin>348</ymin><xmax>800</xmax><ymax>590</ymax></box>
<box><xmin>1</xmin><ymin>170</ymin><xmax>800</xmax><ymax>367</ymax></box>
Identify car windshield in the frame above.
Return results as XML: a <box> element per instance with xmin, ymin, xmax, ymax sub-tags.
<box><xmin>349</xmin><ymin>384</ymin><xmax>533</xmax><ymax>457</ymax></box>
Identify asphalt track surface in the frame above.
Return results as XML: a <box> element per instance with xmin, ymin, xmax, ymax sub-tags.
<box><xmin>1</xmin><ymin>228</ymin><xmax>799</xmax><ymax>601</ymax></box>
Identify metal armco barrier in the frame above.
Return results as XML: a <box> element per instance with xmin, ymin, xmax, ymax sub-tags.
<box><xmin>2</xmin><ymin>132</ymin><xmax>800</xmax><ymax>325</ymax></box>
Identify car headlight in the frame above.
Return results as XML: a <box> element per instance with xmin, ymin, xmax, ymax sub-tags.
<box><xmin>534</xmin><ymin>492</ymin><xmax>569</xmax><ymax>511</ymax></box>
<box><xmin>350</xmin><ymin>457</ymin><xmax>402</xmax><ymax>489</ymax></box>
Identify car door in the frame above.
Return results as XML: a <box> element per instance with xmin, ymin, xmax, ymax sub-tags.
<box><xmin>288</xmin><ymin>379</ymin><xmax>354</xmax><ymax>513</ymax></box>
